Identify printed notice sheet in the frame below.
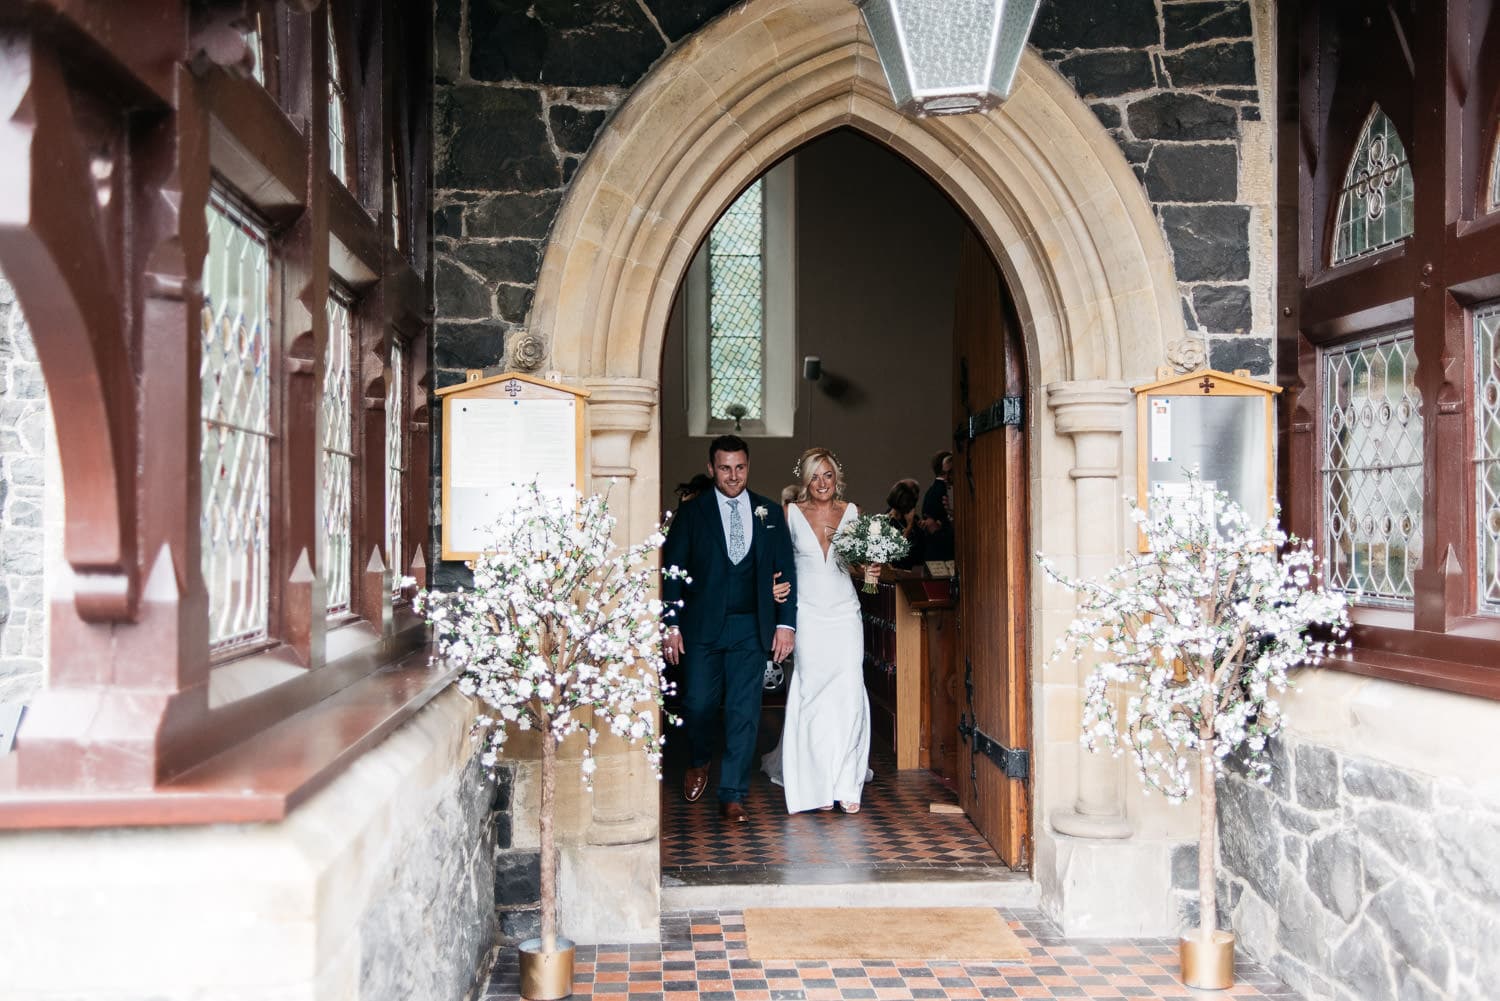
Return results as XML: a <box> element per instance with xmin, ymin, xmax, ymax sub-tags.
<box><xmin>447</xmin><ymin>397</ymin><xmax>577</xmax><ymax>552</ymax></box>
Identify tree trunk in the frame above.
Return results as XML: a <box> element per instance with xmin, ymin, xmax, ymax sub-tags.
<box><xmin>540</xmin><ymin>729</ymin><xmax>558</xmax><ymax>952</ymax></box>
<box><xmin>1197</xmin><ymin>735</ymin><xmax>1217</xmax><ymax>942</ymax></box>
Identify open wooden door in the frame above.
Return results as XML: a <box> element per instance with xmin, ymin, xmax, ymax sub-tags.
<box><xmin>950</xmin><ymin>229</ymin><xmax>1031</xmax><ymax>869</ymax></box>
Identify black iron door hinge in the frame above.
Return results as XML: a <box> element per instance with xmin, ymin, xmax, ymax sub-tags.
<box><xmin>965</xmin><ymin>396</ymin><xmax>1023</xmax><ymax>440</ymax></box>
<box><xmin>957</xmin><ymin>716</ymin><xmax>1031</xmax><ymax>781</ymax></box>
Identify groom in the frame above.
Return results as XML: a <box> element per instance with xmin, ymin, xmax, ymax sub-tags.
<box><xmin>662</xmin><ymin>434</ymin><xmax>796</xmax><ymax>823</ymax></box>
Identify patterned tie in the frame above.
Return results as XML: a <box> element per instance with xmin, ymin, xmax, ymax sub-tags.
<box><xmin>728</xmin><ymin>498</ymin><xmax>747</xmax><ymax>564</ymax></box>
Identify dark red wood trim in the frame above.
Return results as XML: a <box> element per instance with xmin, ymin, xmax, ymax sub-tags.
<box><xmin>0</xmin><ymin>648</ymin><xmax>454</xmax><ymax>829</ymax></box>
<box><xmin>0</xmin><ymin>33</ymin><xmax>139</xmax><ymax>620</ymax></box>
<box><xmin>1326</xmin><ymin>649</ymin><xmax>1500</xmax><ymax>701</ymax></box>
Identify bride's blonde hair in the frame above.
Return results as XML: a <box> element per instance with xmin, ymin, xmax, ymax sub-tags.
<box><xmin>792</xmin><ymin>447</ymin><xmax>845</xmax><ymax>502</ymax></box>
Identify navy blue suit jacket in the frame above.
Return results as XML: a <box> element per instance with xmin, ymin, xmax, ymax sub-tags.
<box><xmin>661</xmin><ymin>489</ymin><xmax>797</xmax><ymax>651</ymax></box>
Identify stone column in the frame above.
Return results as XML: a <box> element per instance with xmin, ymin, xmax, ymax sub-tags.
<box><xmin>559</xmin><ymin>375</ymin><xmax>662</xmax><ymax>943</ymax></box>
<box><xmin>1046</xmin><ymin>380</ymin><xmax>1133</xmax><ymax>839</ymax></box>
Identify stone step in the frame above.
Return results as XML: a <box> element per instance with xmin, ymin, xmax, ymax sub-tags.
<box><xmin>661</xmin><ymin>868</ymin><xmax>1039</xmax><ymax>911</ymax></box>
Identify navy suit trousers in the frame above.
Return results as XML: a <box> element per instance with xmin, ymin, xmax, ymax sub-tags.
<box><xmin>680</xmin><ymin>612</ymin><xmax>765</xmax><ymax>804</ymax></box>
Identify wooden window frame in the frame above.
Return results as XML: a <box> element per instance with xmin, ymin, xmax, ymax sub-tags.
<box><xmin>0</xmin><ymin>0</ymin><xmax>435</xmax><ymax>828</ymax></box>
<box><xmin>1279</xmin><ymin>0</ymin><xmax>1500</xmax><ymax>700</ymax></box>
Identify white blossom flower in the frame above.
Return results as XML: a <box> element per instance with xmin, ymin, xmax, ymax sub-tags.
<box><xmin>413</xmin><ymin>483</ymin><xmax>679</xmax><ymax>790</ymax></box>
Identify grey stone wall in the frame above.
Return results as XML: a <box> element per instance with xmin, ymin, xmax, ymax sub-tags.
<box><xmin>358</xmin><ymin>749</ymin><xmax>503</xmax><ymax>1001</ymax></box>
<box><xmin>0</xmin><ymin>273</ymin><xmax>47</xmax><ymax>705</ymax></box>
<box><xmin>489</xmin><ymin>763</ymin><xmax>547</xmax><ymax>944</ymax></box>
<box><xmin>432</xmin><ymin>0</ymin><xmax>1270</xmax><ymax>386</ymax></box>
<box><xmin>1215</xmin><ymin>735</ymin><xmax>1499</xmax><ymax>1001</ymax></box>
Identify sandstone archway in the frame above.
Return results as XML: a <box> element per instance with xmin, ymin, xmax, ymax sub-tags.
<box><xmin>526</xmin><ymin>0</ymin><xmax>1187</xmax><ymax>941</ymax></box>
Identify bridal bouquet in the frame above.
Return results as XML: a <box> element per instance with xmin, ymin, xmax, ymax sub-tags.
<box><xmin>832</xmin><ymin>513</ymin><xmax>911</xmax><ymax>593</ymax></box>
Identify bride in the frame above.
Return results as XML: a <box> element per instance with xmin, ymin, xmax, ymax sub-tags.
<box><xmin>762</xmin><ymin>447</ymin><xmax>871</xmax><ymax>814</ymax></box>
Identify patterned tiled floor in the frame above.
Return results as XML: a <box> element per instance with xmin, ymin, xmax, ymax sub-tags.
<box><xmin>481</xmin><ymin>909</ymin><xmax>1302</xmax><ymax>1000</ymax></box>
<box><xmin>662</xmin><ymin>744</ymin><xmax>1005</xmax><ymax>877</ymax></box>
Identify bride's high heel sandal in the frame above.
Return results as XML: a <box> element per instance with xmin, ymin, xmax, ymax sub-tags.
<box><xmin>838</xmin><ymin>801</ymin><xmax>860</xmax><ymax>814</ymax></box>
<box><xmin>817</xmin><ymin>805</ymin><xmax>834</xmax><ymax>812</ymax></box>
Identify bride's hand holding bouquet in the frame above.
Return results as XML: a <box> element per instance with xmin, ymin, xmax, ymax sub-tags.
<box><xmin>832</xmin><ymin>513</ymin><xmax>911</xmax><ymax>593</ymax></box>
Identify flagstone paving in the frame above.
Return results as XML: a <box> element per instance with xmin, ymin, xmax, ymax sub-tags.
<box><xmin>482</xmin><ymin>909</ymin><xmax>1302</xmax><ymax>1001</ymax></box>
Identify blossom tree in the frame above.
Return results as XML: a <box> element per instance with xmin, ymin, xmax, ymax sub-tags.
<box><xmin>416</xmin><ymin>484</ymin><xmax>678</xmax><ymax>956</ymax></box>
<box><xmin>1038</xmin><ymin>477</ymin><xmax>1349</xmax><ymax>949</ymax></box>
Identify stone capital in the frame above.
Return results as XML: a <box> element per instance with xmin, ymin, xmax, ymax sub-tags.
<box><xmin>584</xmin><ymin>378</ymin><xmax>658</xmax><ymax>479</ymax></box>
<box><xmin>584</xmin><ymin>377</ymin><xmax>659</xmax><ymax>433</ymax></box>
<box><xmin>1045</xmin><ymin>380</ymin><xmax>1133</xmax><ymax>437</ymax></box>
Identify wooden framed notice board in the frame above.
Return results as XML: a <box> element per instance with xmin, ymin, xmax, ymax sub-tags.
<box><xmin>437</xmin><ymin>371</ymin><xmax>590</xmax><ymax>561</ymax></box>
<box><xmin>1133</xmin><ymin>367</ymin><xmax>1281</xmax><ymax>551</ymax></box>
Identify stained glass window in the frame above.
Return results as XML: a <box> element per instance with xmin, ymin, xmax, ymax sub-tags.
<box><xmin>322</xmin><ymin>293</ymin><xmax>354</xmax><ymax>615</ymax></box>
<box><xmin>386</xmin><ymin>342</ymin><xmax>405</xmax><ymax>588</ymax></box>
<box><xmin>1332</xmin><ymin>106</ymin><xmax>1414</xmax><ymax>265</ymax></box>
<box><xmin>1321</xmin><ymin>330</ymin><xmax>1423</xmax><ymax>603</ymax></box>
<box><xmin>201</xmin><ymin>193</ymin><xmax>272</xmax><ymax>651</ymax></box>
<box><xmin>327</xmin><ymin>7</ymin><xmax>350</xmax><ymax>188</ymax></box>
<box><xmin>707</xmin><ymin>178</ymin><xmax>765</xmax><ymax>425</ymax></box>
<box><xmin>1475</xmin><ymin>304</ymin><xmax>1500</xmax><ymax>609</ymax></box>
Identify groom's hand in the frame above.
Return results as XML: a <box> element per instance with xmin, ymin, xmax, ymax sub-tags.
<box><xmin>664</xmin><ymin>629</ymin><xmax>684</xmax><ymax>665</ymax></box>
<box><xmin>771</xmin><ymin>626</ymin><xmax>795</xmax><ymax>664</ymax></box>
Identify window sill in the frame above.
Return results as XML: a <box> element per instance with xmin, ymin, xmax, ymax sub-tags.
<box><xmin>0</xmin><ymin>645</ymin><xmax>454</xmax><ymax>829</ymax></box>
<box><xmin>1332</xmin><ymin>607</ymin><xmax>1500</xmax><ymax>701</ymax></box>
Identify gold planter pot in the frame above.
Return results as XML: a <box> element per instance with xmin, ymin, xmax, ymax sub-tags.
<box><xmin>1179</xmin><ymin>930</ymin><xmax>1235</xmax><ymax>990</ymax></box>
<box><xmin>519</xmin><ymin>936</ymin><xmax>576</xmax><ymax>1000</ymax></box>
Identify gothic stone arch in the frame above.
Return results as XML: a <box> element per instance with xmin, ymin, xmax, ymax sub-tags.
<box><xmin>526</xmin><ymin>0</ymin><xmax>1190</xmax><ymax>941</ymax></box>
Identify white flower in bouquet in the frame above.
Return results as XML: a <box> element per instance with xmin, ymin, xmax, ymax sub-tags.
<box><xmin>1036</xmin><ymin>474</ymin><xmax>1349</xmax><ymax>950</ymax></box>
<box><xmin>832</xmin><ymin>513</ymin><xmax>911</xmax><ymax>593</ymax></box>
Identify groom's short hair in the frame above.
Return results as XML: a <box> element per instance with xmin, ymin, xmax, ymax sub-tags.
<box><xmin>708</xmin><ymin>434</ymin><xmax>750</xmax><ymax>464</ymax></box>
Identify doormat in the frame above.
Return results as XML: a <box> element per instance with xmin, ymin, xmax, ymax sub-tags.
<box><xmin>742</xmin><ymin>907</ymin><xmax>1028</xmax><ymax>962</ymax></box>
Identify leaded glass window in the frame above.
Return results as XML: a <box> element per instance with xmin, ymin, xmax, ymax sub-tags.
<box><xmin>327</xmin><ymin>7</ymin><xmax>350</xmax><ymax>188</ymax></box>
<box><xmin>1475</xmin><ymin>304</ymin><xmax>1500</xmax><ymax>609</ymax></box>
<box><xmin>201</xmin><ymin>193</ymin><xmax>272</xmax><ymax>651</ymax></box>
<box><xmin>1321</xmin><ymin>330</ymin><xmax>1423</xmax><ymax>603</ymax></box>
<box><xmin>386</xmin><ymin>342</ymin><xmax>405</xmax><ymax>587</ymax></box>
<box><xmin>322</xmin><ymin>293</ymin><xmax>354</xmax><ymax>615</ymax></box>
<box><xmin>1332</xmin><ymin>106</ymin><xmax>1414</xmax><ymax>265</ymax></box>
<box><xmin>707</xmin><ymin>178</ymin><xmax>765</xmax><ymax>425</ymax></box>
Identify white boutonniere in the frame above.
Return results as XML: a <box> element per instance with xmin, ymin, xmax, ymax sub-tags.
<box><xmin>754</xmin><ymin>504</ymin><xmax>769</xmax><ymax>524</ymax></box>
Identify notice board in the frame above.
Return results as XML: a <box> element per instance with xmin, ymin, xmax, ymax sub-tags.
<box><xmin>438</xmin><ymin>371</ymin><xmax>590</xmax><ymax>561</ymax></box>
<box><xmin>1133</xmin><ymin>367</ymin><xmax>1280</xmax><ymax>551</ymax></box>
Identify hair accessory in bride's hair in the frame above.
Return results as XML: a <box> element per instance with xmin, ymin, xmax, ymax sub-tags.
<box><xmin>792</xmin><ymin>448</ymin><xmax>845</xmax><ymax>480</ymax></box>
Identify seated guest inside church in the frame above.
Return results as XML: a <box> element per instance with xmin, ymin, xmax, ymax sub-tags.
<box><xmin>884</xmin><ymin>478</ymin><xmax>922</xmax><ymax>569</ymax></box>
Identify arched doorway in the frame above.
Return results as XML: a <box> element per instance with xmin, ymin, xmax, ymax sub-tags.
<box><xmin>652</xmin><ymin>127</ymin><xmax>1033</xmax><ymax>885</ymax></box>
<box><xmin>524</xmin><ymin>0</ymin><xmax>1184</xmax><ymax>941</ymax></box>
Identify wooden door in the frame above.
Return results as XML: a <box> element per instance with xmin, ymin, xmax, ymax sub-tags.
<box><xmin>950</xmin><ymin>229</ymin><xmax>1031</xmax><ymax>869</ymax></box>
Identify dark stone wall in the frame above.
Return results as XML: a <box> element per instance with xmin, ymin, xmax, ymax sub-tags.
<box><xmin>431</xmin><ymin>0</ymin><xmax>1270</xmax><ymax>588</ymax></box>
<box><xmin>433</xmin><ymin>0</ymin><xmax>1269</xmax><ymax>390</ymax></box>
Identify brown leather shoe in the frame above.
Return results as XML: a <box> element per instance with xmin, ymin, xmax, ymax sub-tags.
<box><xmin>720</xmin><ymin>801</ymin><xmax>748</xmax><ymax>824</ymax></box>
<box><xmin>683</xmin><ymin>765</ymin><xmax>709</xmax><ymax>803</ymax></box>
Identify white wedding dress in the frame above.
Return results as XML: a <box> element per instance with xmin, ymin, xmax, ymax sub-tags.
<box><xmin>762</xmin><ymin>502</ymin><xmax>872</xmax><ymax>813</ymax></box>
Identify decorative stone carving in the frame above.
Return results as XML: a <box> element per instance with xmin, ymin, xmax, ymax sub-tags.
<box><xmin>506</xmin><ymin>331</ymin><xmax>547</xmax><ymax>372</ymax></box>
<box><xmin>1166</xmin><ymin>335</ymin><xmax>1208</xmax><ymax>373</ymax></box>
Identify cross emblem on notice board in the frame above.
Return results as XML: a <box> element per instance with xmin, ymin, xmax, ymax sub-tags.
<box><xmin>504</xmin><ymin>379</ymin><xmax>523</xmax><ymax>398</ymax></box>
<box><xmin>1198</xmin><ymin>375</ymin><xmax>1216</xmax><ymax>394</ymax></box>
